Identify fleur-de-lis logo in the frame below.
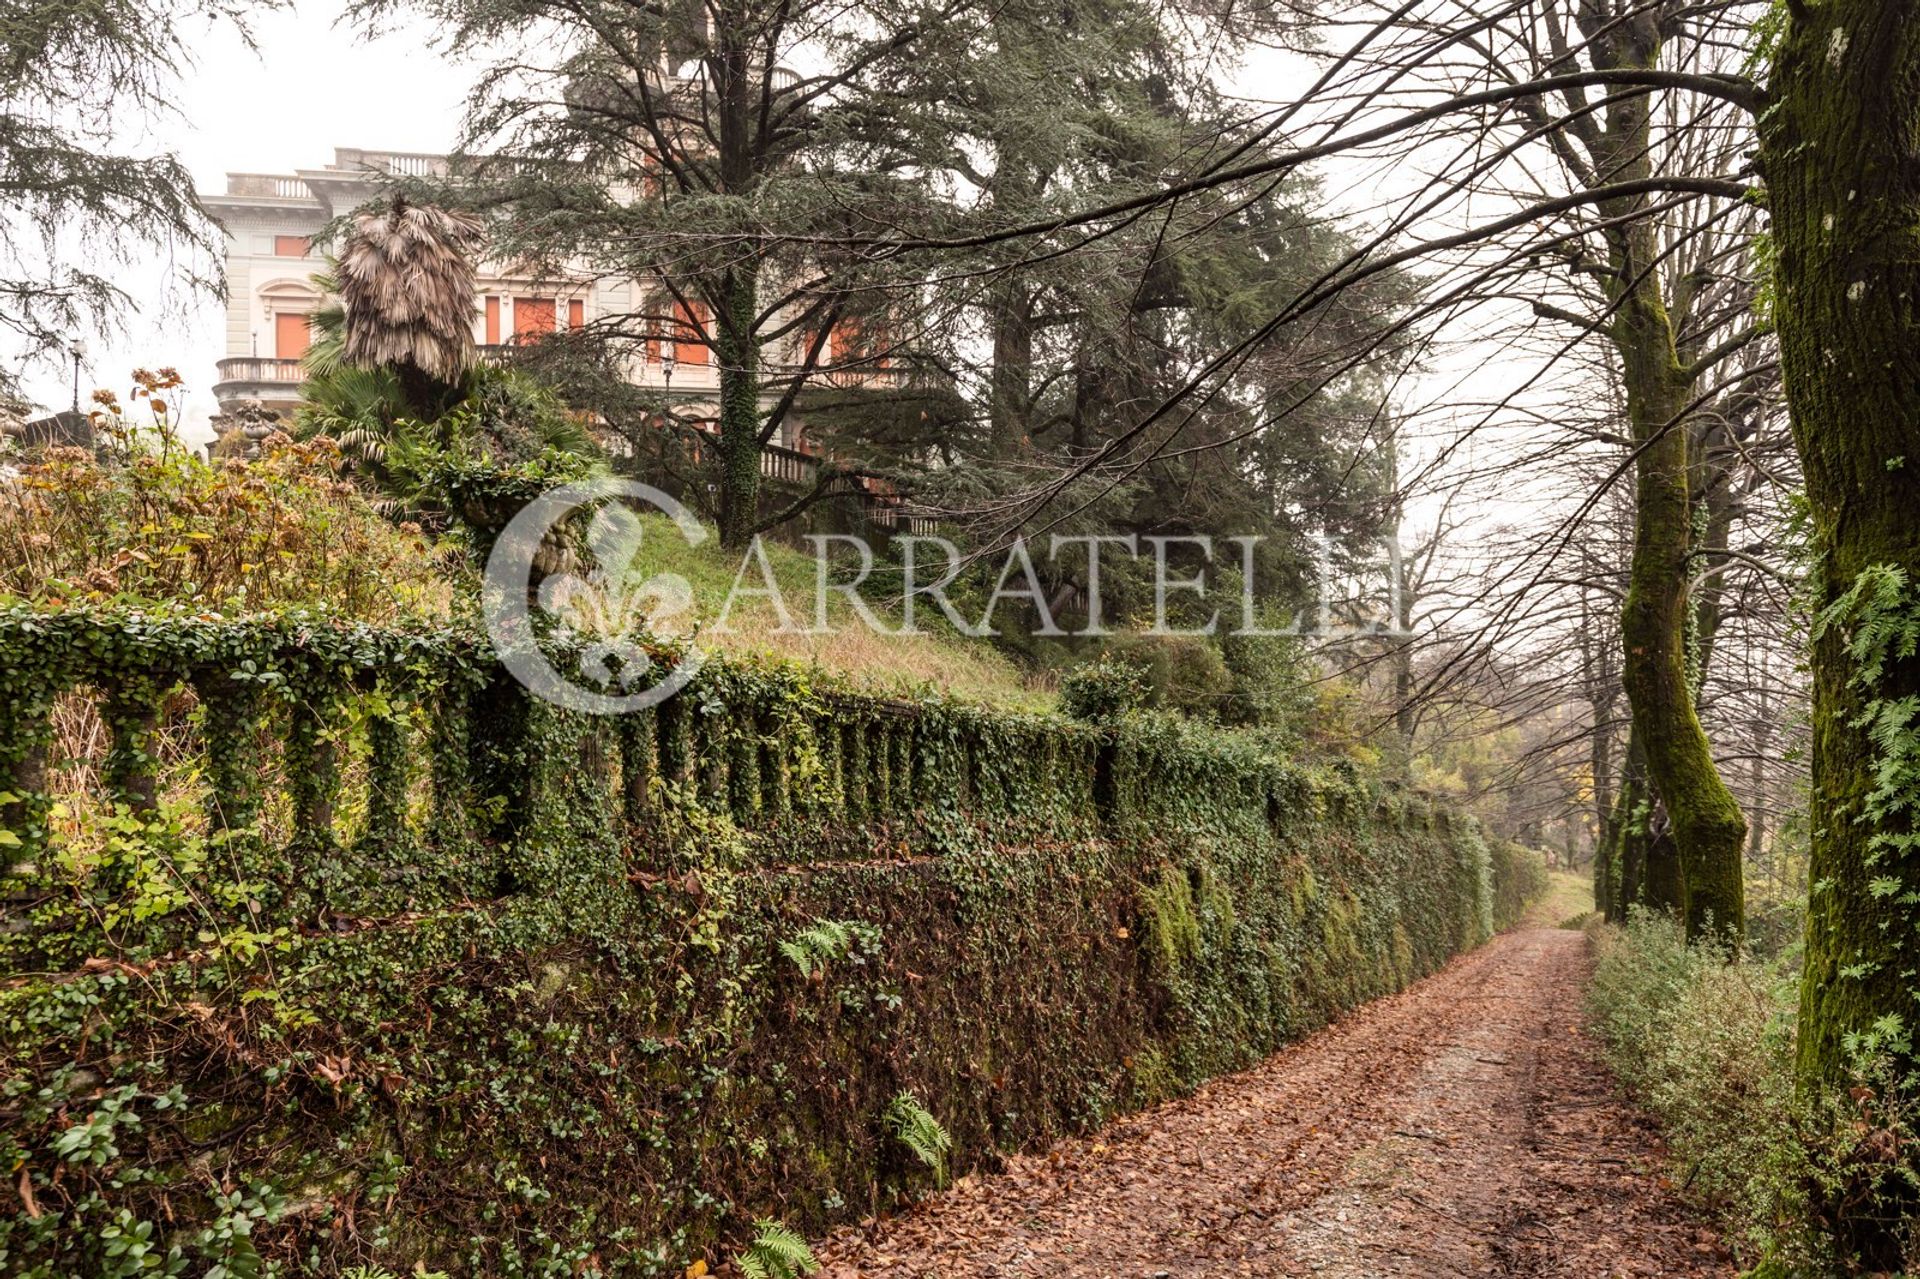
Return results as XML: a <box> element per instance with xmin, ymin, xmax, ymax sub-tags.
<box><xmin>484</xmin><ymin>477</ymin><xmax>707</xmax><ymax>713</ymax></box>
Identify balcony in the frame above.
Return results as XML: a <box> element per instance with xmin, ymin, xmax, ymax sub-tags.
<box><xmin>332</xmin><ymin>148</ymin><xmax>449</xmax><ymax>179</ymax></box>
<box><xmin>758</xmin><ymin>442</ymin><xmax>933</xmax><ymax>534</ymax></box>
<box><xmin>212</xmin><ymin>358</ymin><xmax>308</xmax><ymax>413</ymax></box>
<box><xmin>223</xmin><ymin>175</ymin><xmax>314</xmax><ymax>200</ymax></box>
<box><xmin>215</xmin><ymin>357</ymin><xmax>307</xmax><ymax>386</ymax></box>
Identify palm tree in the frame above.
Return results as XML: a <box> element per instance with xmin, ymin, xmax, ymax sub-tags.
<box><xmin>294</xmin><ymin>198</ymin><xmax>598</xmax><ymax>529</ymax></box>
<box><xmin>335</xmin><ymin>196</ymin><xmax>486</xmax><ymax>420</ymax></box>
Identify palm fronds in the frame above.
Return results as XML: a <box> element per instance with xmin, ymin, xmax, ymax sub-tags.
<box><xmin>337</xmin><ymin>197</ymin><xmax>485</xmax><ymax>383</ymax></box>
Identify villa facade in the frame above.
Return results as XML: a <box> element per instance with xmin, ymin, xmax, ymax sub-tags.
<box><xmin>202</xmin><ymin>146</ymin><xmax>920</xmax><ymax>527</ymax></box>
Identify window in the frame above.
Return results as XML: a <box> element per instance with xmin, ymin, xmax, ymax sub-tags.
<box><xmin>673</xmin><ymin>300</ymin><xmax>709</xmax><ymax>365</ymax></box>
<box><xmin>513</xmin><ymin>297</ymin><xmax>555</xmax><ymax>342</ymax></box>
<box><xmin>273</xmin><ymin>235</ymin><xmax>311</xmax><ymax>258</ymax></box>
<box><xmin>644</xmin><ymin>295</ymin><xmax>666</xmax><ymax>363</ymax></box>
<box><xmin>484</xmin><ymin>296</ymin><xmax>500</xmax><ymax>345</ymax></box>
<box><xmin>275</xmin><ymin>312</ymin><xmax>311</xmax><ymax>360</ymax></box>
<box><xmin>568</xmin><ymin>298</ymin><xmax>584</xmax><ymax>329</ymax></box>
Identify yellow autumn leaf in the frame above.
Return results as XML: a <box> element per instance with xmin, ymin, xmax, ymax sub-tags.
<box><xmin>685</xmin><ymin>1260</ymin><xmax>709</xmax><ymax>1278</ymax></box>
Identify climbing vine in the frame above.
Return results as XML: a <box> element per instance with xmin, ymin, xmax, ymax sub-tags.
<box><xmin>0</xmin><ymin>607</ymin><xmax>1536</xmax><ymax>1277</ymax></box>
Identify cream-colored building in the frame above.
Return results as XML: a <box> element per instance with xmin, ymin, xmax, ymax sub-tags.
<box><xmin>204</xmin><ymin>146</ymin><xmax>739</xmax><ymax>421</ymax></box>
<box><xmin>202</xmin><ymin>147</ymin><xmax>931</xmax><ymax>529</ymax></box>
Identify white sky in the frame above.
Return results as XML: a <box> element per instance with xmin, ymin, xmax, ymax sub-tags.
<box><xmin>16</xmin><ymin>2</ymin><xmax>474</xmax><ymax>436</ymax></box>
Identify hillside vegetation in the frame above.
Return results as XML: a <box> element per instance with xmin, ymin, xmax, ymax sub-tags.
<box><xmin>615</xmin><ymin>513</ymin><xmax>1049</xmax><ymax>709</ymax></box>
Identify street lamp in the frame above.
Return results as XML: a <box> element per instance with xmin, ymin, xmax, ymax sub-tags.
<box><xmin>67</xmin><ymin>338</ymin><xmax>87</xmax><ymax>414</ymax></box>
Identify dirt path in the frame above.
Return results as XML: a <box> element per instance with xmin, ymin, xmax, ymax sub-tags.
<box><xmin>815</xmin><ymin>928</ymin><xmax>1732</xmax><ymax>1278</ymax></box>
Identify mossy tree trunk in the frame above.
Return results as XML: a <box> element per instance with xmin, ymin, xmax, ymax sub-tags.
<box><xmin>715</xmin><ymin>262</ymin><xmax>763</xmax><ymax>549</ymax></box>
<box><xmin>711</xmin><ymin>19</ymin><xmax>764</xmax><ymax>551</ymax></box>
<box><xmin>1763</xmin><ymin>0</ymin><xmax>1920</xmax><ymax>1123</ymax></box>
<box><xmin>1582</xmin><ymin>6</ymin><xmax>1746</xmax><ymax>940</ymax></box>
<box><xmin>1607</xmin><ymin>729</ymin><xmax>1683</xmax><ymax>920</ymax></box>
<box><xmin>1614</xmin><ymin>337</ymin><xmax>1745</xmax><ymax>939</ymax></box>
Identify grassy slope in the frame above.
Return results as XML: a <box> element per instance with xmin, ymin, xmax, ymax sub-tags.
<box><xmin>622</xmin><ymin>514</ymin><xmax>1050</xmax><ymax>709</ymax></box>
<box><xmin>1527</xmin><ymin>868</ymin><xmax>1597</xmax><ymax>927</ymax></box>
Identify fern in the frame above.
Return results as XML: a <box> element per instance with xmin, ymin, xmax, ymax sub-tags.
<box><xmin>1814</xmin><ymin>564</ymin><xmax>1920</xmax><ymax>864</ymax></box>
<box><xmin>737</xmin><ymin>1219</ymin><xmax>818</xmax><ymax>1279</ymax></box>
<box><xmin>886</xmin><ymin>1090</ymin><xmax>952</xmax><ymax>1187</ymax></box>
<box><xmin>778</xmin><ymin>918</ymin><xmax>879</xmax><ymax>977</ymax></box>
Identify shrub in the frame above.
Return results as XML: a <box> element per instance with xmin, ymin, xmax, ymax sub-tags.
<box><xmin>0</xmin><ymin>439</ymin><xmax>461</xmax><ymax>621</ymax></box>
<box><xmin>1091</xmin><ymin>633</ymin><xmax>1235</xmax><ymax>718</ymax></box>
<box><xmin>1217</xmin><ymin>628</ymin><xmax>1315</xmax><ymax>737</ymax></box>
<box><xmin>1589</xmin><ymin>917</ymin><xmax>1800</xmax><ymax>1231</ymax></box>
<box><xmin>1586</xmin><ymin>913</ymin><xmax>1920</xmax><ymax>1272</ymax></box>
<box><xmin>1060</xmin><ymin>652</ymin><xmax>1151</xmax><ymax>722</ymax></box>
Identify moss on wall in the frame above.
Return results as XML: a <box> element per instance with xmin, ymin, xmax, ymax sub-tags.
<box><xmin>0</xmin><ymin>609</ymin><xmax>1531</xmax><ymax>1277</ymax></box>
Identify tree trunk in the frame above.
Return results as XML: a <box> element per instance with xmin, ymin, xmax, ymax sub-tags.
<box><xmin>716</xmin><ymin>264</ymin><xmax>763</xmax><ymax>548</ymax></box>
<box><xmin>1764</xmin><ymin>0</ymin><xmax>1920</xmax><ymax>1134</ymax></box>
<box><xmin>990</xmin><ymin>280</ymin><xmax>1035</xmax><ymax>453</ymax></box>
<box><xmin>1614</xmin><ymin>305</ymin><xmax>1746</xmax><ymax>941</ymax></box>
<box><xmin>1747</xmin><ymin>677</ymin><xmax>1770</xmax><ymax>884</ymax></box>
<box><xmin>711</xmin><ymin>24</ymin><xmax>763</xmax><ymax>550</ymax></box>
<box><xmin>1689</xmin><ymin>465</ymin><xmax>1739</xmax><ymax>709</ymax></box>
<box><xmin>1583</xmin><ymin>600</ymin><xmax>1619</xmax><ymax>917</ymax></box>
<box><xmin>1576</xmin><ymin>7</ymin><xmax>1747</xmax><ymax>942</ymax></box>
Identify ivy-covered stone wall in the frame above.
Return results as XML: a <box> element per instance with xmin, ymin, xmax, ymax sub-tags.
<box><xmin>0</xmin><ymin>608</ymin><xmax>1522</xmax><ymax>1277</ymax></box>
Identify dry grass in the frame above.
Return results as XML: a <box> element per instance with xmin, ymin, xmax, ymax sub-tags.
<box><xmin>620</xmin><ymin>515</ymin><xmax>1052</xmax><ymax>709</ymax></box>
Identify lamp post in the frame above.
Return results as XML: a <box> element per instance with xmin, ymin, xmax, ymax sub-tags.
<box><xmin>67</xmin><ymin>338</ymin><xmax>87</xmax><ymax>414</ymax></box>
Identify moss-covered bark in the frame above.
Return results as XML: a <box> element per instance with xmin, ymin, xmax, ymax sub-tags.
<box><xmin>1582</xmin><ymin>7</ymin><xmax>1746</xmax><ymax>940</ymax></box>
<box><xmin>1763</xmin><ymin>0</ymin><xmax>1920</xmax><ymax>1108</ymax></box>
<box><xmin>1605</xmin><ymin>730</ymin><xmax>1685</xmax><ymax>921</ymax></box>
<box><xmin>712</xmin><ymin>26</ymin><xmax>765</xmax><ymax>550</ymax></box>
<box><xmin>714</xmin><ymin>265</ymin><xmax>764</xmax><ymax>550</ymax></box>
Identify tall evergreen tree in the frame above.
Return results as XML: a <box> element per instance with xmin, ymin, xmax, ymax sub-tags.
<box><xmin>0</xmin><ymin>0</ymin><xmax>251</xmax><ymax>389</ymax></box>
<box><xmin>359</xmin><ymin>0</ymin><xmax>980</xmax><ymax>544</ymax></box>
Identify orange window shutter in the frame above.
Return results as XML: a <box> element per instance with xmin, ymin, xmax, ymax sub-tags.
<box><xmin>568</xmin><ymin>299</ymin><xmax>584</xmax><ymax>329</ymax></box>
<box><xmin>484</xmin><ymin>296</ymin><xmax>500</xmax><ymax>345</ymax></box>
<box><xmin>513</xmin><ymin>297</ymin><xmax>556</xmax><ymax>341</ymax></box>
<box><xmin>274</xmin><ymin>311</ymin><xmax>310</xmax><ymax>360</ymax></box>
<box><xmin>273</xmin><ymin>235</ymin><xmax>310</xmax><ymax>258</ymax></box>
<box><xmin>676</xmin><ymin>300</ymin><xmax>710</xmax><ymax>365</ymax></box>
<box><xmin>831</xmin><ymin>319</ymin><xmax>867</xmax><ymax>362</ymax></box>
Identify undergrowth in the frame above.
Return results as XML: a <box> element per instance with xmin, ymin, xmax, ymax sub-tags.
<box><xmin>1586</xmin><ymin>913</ymin><xmax>1920</xmax><ymax>1274</ymax></box>
<box><xmin>885</xmin><ymin>1091</ymin><xmax>953</xmax><ymax>1188</ymax></box>
<box><xmin>737</xmin><ymin>1221</ymin><xmax>817</xmax><ymax>1279</ymax></box>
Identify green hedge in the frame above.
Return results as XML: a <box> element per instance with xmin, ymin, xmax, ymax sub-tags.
<box><xmin>0</xmin><ymin>608</ymin><xmax>1532</xmax><ymax>1277</ymax></box>
<box><xmin>1489</xmin><ymin>840</ymin><xmax>1551</xmax><ymax>930</ymax></box>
